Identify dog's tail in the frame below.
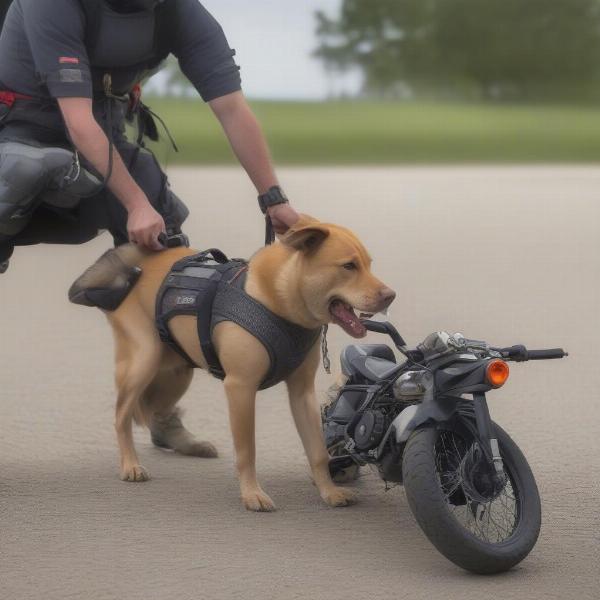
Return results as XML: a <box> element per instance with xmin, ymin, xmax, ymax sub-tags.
<box><xmin>68</xmin><ymin>244</ymin><xmax>148</xmax><ymax>311</ymax></box>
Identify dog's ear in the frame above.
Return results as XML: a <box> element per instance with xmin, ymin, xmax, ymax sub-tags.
<box><xmin>282</xmin><ymin>217</ymin><xmax>330</xmax><ymax>253</ymax></box>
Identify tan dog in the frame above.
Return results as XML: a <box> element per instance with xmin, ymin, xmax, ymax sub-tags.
<box><xmin>74</xmin><ymin>217</ymin><xmax>395</xmax><ymax>511</ymax></box>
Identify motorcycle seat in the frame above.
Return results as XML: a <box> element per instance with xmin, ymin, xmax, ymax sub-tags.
<box><xmin>356</xmin><ymin>356</ymin><xmax>399</xmax><ymax>381</ymax></box>
<box><xmin>341</xmin><ymin>344</ymin><xmax>397</xmax><ymax>380</ymax></box>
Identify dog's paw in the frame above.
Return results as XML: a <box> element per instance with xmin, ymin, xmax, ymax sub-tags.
<box><xmin>242</xmin><ymin>488</ymin><xmax>277</xmax><ymax>512</ymax></box>
<box><xmin>178</xmin><ymin>440</ymin><xmax>219</xmax><ymax>458</ymax></box>
<box><xmin>120</xmin><ymin>464</ymin><xmax>151</xmax><ymax>482</ymax></box>
<box><xmin>321</xmin><ymin>485</ymin><xmax>357</xmax><ymax>508</ymax></box>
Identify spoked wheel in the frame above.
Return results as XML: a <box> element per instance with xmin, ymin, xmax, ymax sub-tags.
<box><xmin>402</xmin><ymin>422</ymin><xmax>541</xmax><ymax>574</ymax></box>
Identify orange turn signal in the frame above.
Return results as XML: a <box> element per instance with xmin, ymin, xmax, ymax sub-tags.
<box><xmin>486</xmin><ymin>359</ymin><xmax>510</xmax><ymax>388</ymax></box>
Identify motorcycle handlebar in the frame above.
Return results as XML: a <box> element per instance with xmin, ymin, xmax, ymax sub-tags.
<box><xmin>492</xmin><ymin>344</ymin><xmax>568</xmax><ymax>361</ymax></box>
<box><xmin>363</xmin><ymin>320</ymin><xmax>387</xmax><ymax>335</ymax></box>
<box><xmin>362</xmin><ymin>320</ymin><xmax>408</xmax><ymax>349</ymax></box>
<box><xmin>361</xmin><ymin>322</ymin><xmax>568</xmax><ymax>362</ymax></box>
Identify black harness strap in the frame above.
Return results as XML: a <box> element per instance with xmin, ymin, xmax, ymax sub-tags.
<box><xmin>155</xmin><ymin>249</ymin><xmax>242</xmax><ymax>369</ymax></box>
<box><xmin>78</xmin><ymin>0</ymin><xmax>103</xmax><ymax>50</ymax></box>
<box><xmin>196</xmin><ymin>263</ymin><xmax>247</xmax><ymax>378</ymax></box>
<box><xmin>154</xmin><ymin>0</ymin><xmax>178</xmax><ymax>59</ymax></box>
<box><xmin>211</xmin><ymin>270</ymin><xmax>321</xmax><ymax>389</ymax></box>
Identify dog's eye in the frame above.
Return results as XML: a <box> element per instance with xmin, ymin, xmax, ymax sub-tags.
<box><xmin>342</xmin><ymin>262</ymin><xmax>357</xmax><ymax>271</ymax></box>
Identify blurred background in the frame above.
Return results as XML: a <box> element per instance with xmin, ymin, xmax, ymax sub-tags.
<box><xmin>145</xmin><ymin>0</ymin><xmax>600</xmax><ymax>164</ymax></box>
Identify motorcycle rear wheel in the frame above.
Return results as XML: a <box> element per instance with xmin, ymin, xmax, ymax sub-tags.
<box><xmin>402</xmin><ymin>422</ymin><xmax>541</xmax><ymax>574</ymax></box>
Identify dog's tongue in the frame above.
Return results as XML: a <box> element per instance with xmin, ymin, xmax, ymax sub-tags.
<box><xmin>330</xmin><ymin>301</ymin><xmax>367</xmax><ymax>338</ymax></box>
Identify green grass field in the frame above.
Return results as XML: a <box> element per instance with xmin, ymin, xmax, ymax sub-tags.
<box><xmin>142</xmin><ymin>98</ymin><xmax>600</xmax><ymax>164</ymax></box>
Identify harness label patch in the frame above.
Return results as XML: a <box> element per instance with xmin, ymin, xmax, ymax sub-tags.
<box><xmin>176</xmin><ymin>296</ymin><xmax>196</xmax><ymax>306</ymax></box>
<box><xmin>59</xmin><ymin>57</ymin><xmax>80</xmax><ymax>65</ymax></box>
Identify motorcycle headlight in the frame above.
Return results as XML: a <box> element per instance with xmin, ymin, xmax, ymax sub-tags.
<box><xmin>393</xmin><ymin>371</ymin><xmax>427</xmax><ymax>400</ymax></box>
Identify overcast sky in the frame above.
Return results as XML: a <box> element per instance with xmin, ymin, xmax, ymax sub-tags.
<box><xmin>199</xmin><ymin>0</ymin><xmax>362</xmax><ymax>100</ymax></box>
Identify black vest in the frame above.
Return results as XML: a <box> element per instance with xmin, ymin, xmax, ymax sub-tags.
<box><xmin>156</xmin><ymin>250</ymin><xmax>322</xmax><ymax>390</ymax></box>
<box><xmin>79</xmin><ymin>0</ymin><xmax>175</xmax><ymax>95</ymax></box>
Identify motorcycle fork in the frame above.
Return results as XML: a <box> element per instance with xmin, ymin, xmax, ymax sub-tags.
<box><xmin>472</xmin><ymin>392</ymin><xmax>505</xmax><ymax>476</ymax></box>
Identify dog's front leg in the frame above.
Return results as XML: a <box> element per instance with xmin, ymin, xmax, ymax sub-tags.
<box><xmin>286</xmin><ymin>346</ymin><xmax>357</xmax><ymax>508</ymax></box>
<box><xmin>224</xmin><ymin>377</ymin><xmax>276</xmax><ymax>512</ymax></box>
<box><xmin>214</xmin><ymin>322</ymin><xmax>275</xmax><ymax>512</ymax></box>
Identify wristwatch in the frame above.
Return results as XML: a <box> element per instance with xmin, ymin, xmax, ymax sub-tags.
<box><xmin>258</xmin><ymin>185</ymin><xmax>288</xmax><ymax>214</ymax></box>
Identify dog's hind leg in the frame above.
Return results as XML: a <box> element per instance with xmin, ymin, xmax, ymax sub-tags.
<box><xmin>146</xmin><ymin>367</ymin><xmax>218</xmax><ymax>458</ymax></box>
<box><xmin>113</xmin><ymin>318</ymin><xmax>162</xmax><ymax>482</ymax></box>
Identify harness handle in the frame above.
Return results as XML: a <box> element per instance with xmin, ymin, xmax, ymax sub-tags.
<box><xmin>197</xmin><ymin>248</ymin><xmax>230</xmax><ymax>264</ymax></box>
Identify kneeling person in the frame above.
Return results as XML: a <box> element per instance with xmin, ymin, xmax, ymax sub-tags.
<box><xmin>0</xmin><ymin>0</ymin><xmax>298</xmax><ymax>270</ymax></box>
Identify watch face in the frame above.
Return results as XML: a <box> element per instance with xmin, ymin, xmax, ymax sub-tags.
<box><xmin>269</xmin><ymin>187</ymin><xmax>287</xmax><ymax>202</ymax></box>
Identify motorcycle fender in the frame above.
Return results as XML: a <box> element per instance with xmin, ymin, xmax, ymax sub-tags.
<box><xmin>392</xmin><ymin>396</ymin><xmax>457</xmax><ymax>443</ymax></box>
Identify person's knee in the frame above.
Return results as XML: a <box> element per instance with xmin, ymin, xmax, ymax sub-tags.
<box><xmin>0</xmin><ymin>144</ymin><xmax>48</xmax><ymax>237</ymax></box>
<box><xmin>0</xmin><ymin>142</ymin><xmax>76</xmax><ymax>238</ymax></box>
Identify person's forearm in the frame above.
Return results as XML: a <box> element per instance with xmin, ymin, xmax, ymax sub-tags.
<box><xmin>67</xmin><ymin>120</ymin><xmax>147</xmax><ymax>212</ymax></box>
<box><xmin>212</xmin><ymin>97</ymin><xmax>278</xmax><ymax>194</ymax></box>
<box><xmin>57</xmin><ymin>97</ymin><xmax>165</xmax><ymax>250</ymax></box>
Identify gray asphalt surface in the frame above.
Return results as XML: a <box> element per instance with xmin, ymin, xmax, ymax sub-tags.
<box><xmin>1</xmin><ymin>166</ymin><xmax>599</xmax><ymax>600</ymax></box>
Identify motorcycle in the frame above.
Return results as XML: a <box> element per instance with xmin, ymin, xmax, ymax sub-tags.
<box><xmin>322</xmin><ymin>320</ymin><xmax>567</xmax><ymax>574</ymax></box>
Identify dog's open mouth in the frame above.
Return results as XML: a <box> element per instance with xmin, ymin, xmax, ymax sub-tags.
<box><xmin>329</xmin><ymin>299</ymin><xmax>372</xmax><ymax>338</ymax></box>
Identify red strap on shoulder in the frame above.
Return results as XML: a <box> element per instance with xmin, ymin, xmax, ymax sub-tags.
<box><xmin>128</xmin><ymin>83</ymin><xmax>142</xmax><ymax>113</ymax></box>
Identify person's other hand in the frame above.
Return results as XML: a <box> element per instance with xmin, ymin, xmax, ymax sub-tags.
<box><xmin>127</xmin><ymin>202</ymin><xmax>166</xmax><ymax>251</ymax></box>
<box><xmin>267</xmin><ymin>203</ymin><xmax>300</xmax><ymax>235</ymax></box>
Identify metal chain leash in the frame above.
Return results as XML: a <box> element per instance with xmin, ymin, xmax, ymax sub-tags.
<box><xmin>321</xmin><ymin>324</ymin><xmax>331</xmax><ymax>374</ymax></box>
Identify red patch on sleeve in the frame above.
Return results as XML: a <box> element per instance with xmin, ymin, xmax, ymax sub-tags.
<box><xmin>59</xmin><ymin>57</ymin><xmax>80</xmax><ymax>64</ymax></box>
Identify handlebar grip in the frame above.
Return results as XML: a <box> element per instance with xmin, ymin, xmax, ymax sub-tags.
<box><xmin>525</xmin><ymin>349</ymin><xmax>568</xmax><ymax>360</ymax></box>
<box><xmin>362</xmin><ymin>320</ymin><xmax>408</xmax><ymax>350</ymax></box>
<box><xmin>494</xmin><ymin>345</ymin><xmax>568</xmax><ymax>361</ymax></box>
<box><xmin>362</xmin><ymin>320</ymin><xmax>388</xmax><ymax>334</ymax></box>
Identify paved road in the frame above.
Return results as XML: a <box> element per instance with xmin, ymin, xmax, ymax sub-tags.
<box><xmin>1</xmin><ymin>167</ymin><xmax>598</xmax><ymax>600</ymax></box>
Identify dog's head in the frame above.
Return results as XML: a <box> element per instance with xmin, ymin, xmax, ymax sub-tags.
<box><xmin>280</xmin><ymin>216</ymin><xmax>395</xmax><ymax>338</ymax></box>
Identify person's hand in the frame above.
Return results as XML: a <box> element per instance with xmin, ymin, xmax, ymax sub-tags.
<box><xmin>127</xmin><ymin>201</ymin><xmax>166</xmax><ymax>251</ymax></box>
<box><xmin>267</xmin><ymin>202</ymin><xmax>300</xmax><ymax>235</ymax></box>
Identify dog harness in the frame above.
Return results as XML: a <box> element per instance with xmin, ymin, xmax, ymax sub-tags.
<box><xmin>155</xmin><ymin>249</ymin><xmax>322</xmax><ymax>390</ymax></box>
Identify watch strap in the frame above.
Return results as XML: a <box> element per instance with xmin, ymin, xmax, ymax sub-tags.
<box><xmin>258</xmin><ymin>186</ymin><xmax>288</xmax><ymax>214</ymax></box>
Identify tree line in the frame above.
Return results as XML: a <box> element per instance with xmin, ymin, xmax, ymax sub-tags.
<box><xmin>315</xmin><ymin>0</ymin><xmax>600</xmax><ymax>101</ymax></box>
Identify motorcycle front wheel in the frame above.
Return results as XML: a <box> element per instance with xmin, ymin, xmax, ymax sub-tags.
<box><xmin>402</xmin><ymin>422</ymin><xmax>541</xmax><ymax>574</ymax></box>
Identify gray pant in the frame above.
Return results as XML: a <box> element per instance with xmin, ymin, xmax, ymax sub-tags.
<box><xmin>0</xmin><ymin>98</ymin><xmax>188</xmax><ymax>262</ymax></box>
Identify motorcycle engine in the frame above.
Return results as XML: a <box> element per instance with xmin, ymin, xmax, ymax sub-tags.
<box><xmin>353</xmin><ymin>409</ymin><xmax>386</xmax><ymax>450</ymax></box>
<box><xmin>323</xmin><ymin>389</ymin><xmax>388</xmax><ymax>452</ymax></box>
<box><xmin>323</xmin><ymin>389</ymin><xmax>364</xmax><ymax>448</ymax></box>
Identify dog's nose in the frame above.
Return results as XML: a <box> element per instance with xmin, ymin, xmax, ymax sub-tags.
<box><xmin>378</xmin><ymin>287</ymin><xmax>396</xmax><ymax>310</ymax></box>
